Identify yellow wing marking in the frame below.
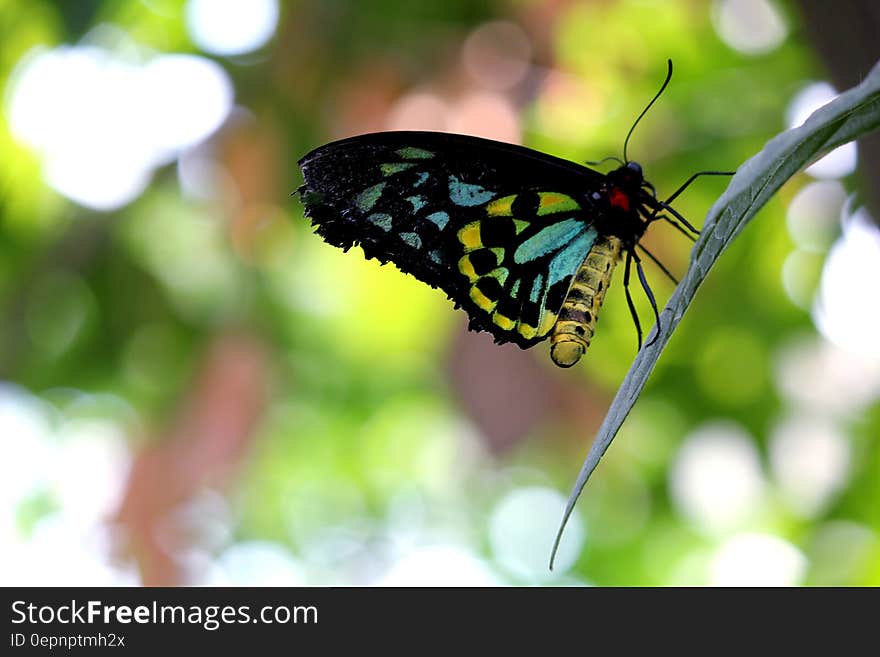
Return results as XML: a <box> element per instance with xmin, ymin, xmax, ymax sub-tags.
<box><xmin>492</xmin><ymin>312</ymin><xmax>516</xmax><ymax>331</ymax></box>
<box><xmin>458</xmin><ymin>222</ymin><xmax>483</xmax><ymax>251</ymax></box>
<box><xmin>469</xmin><ymin>286</ymin><xmax>496</xmax><ymax>312</ymax></box>
<box><xmin>536</xmin><ymin>192</ymin><xmax>580</xmax><ymax>216</ymax></box>
<box><xmin>486</xmin><ymin>195</ymin><xmax>516</xmax><ymax>217</ymax></box>
<box><xmin>459</xmin><ymin>255</ymin><xmax>479</xmax><ymax>282</ymax></box>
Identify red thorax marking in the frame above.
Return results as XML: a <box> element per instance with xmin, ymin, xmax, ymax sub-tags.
<box><xmin>609</xmin><ymin>188</ymin><xmax>630</xmax><ymax>211</ymax></box>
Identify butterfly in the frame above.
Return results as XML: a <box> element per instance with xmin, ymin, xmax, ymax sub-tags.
<box><xmin>295</xmin><ymin>61</ymin><xmax>730</xmax><ymax>367</ymax></box>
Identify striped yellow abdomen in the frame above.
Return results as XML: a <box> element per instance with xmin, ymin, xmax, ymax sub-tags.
<box><xmin>550</xmin><ymin>236</ymin><xmax>623</xmax><ymax>367</ymax></box>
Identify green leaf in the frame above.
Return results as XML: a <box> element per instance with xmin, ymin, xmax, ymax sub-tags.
<box><xmin>550</xmin><ymin>60</ymin><xmax>880</xmax><ymax>570</ymax></box>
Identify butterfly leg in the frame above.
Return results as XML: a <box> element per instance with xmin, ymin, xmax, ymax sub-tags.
<box><xmin>650</xmin><ymin>170</ymin><xmax>735</xmax><ymax>237</ymax></box>
<box><xmin>663</xmin><ymin>170</ymin><xmax>736</xmax><ymax>206</ymax></box>
<box><xmin>623</xmin><ymin>250</ymin><xmax>643</xmax><ymax>351</ymax></box>
<box><xmin>633</xmin><ymin>251</ymin><xmax>662</xmax><ymax>349</ymax></box>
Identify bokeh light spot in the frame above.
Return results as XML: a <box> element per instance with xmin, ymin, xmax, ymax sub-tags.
<box><xmin>385</xmin><ymin>92</ymin><xmax>448</xmax><ymax>132</ymax></box>
<box><xmin>814</xmin><ymin>208</ymin><xmax>880</xmax><ymax>359</ymax></box>
<box><xmin>775</xmin><ymin>336</ymin><xmax>880</xmax><ymax>415</ymax></box>
<box><xmin>787</xmin><ymin>83</ymin><xmax>857</xmax><ymax>179</ymax></box>
<box><xmin>488</xmin><ymin>487</ymin><xmax>584</xmax><ymax>580</ymax></box>
<box><xmin>143</xmin><ymin>55</ymin><xmax>234</xmax><ymax>155</ymax></box>
<box><xmin>669</xmin><ymin>422</ymin><xmax>766</xmax><ymax>534</ymax></box>
<box><xmin>712</xmin><ymin>0</ymin><xmax>788</xmax><ymax>55</ymax></box>
<box><xmin>3</xmin><ymin>514</ymin><xmax>138</xmax><ymax>585</ymax></box>
<box><xmin>0</xmin><ymin>385</ymin><xmax>55</xmax><ymax>510</ymax></box>
<box><xmin>462</xmin><ymin>21</ymin><xmax>531</xmax><ymax>91</ymax></box>
<box><xmin>7</xmin><ymin>40</ymin><xmax>233</xmax><ymax>211</ymax></box>
<box><xmin>769</xmin><ymin>416</ymin><xmax>850</xmax><ymax>517</ymax></box>
<box><xmin>787</xmin><ymin>82</ymin><xmax>836</xmax><ymax>128</ymax></box>
<box><xmin>53</xmin><ymin>418</ymin><xmax>130</xmax><ymax>525</ymax></box>
<box><xmin>709</xmin><ymin>533</ymin><xmax>806</xmax><ymax>586</ymax></box>
<box><xmin>378</xmin><ymin>545</ymin><xmax>500</xmax><ymax>586</ymax></box>
<box><xmin>786</xmin><ymin>180</ymin><xmax>845</xmax><ymax>252</ymax></box>
<box><xmin>447</xmin><ymin>92</ymin><xmax>521</xmax><ymax>143</ymax></box>
<box><xmin>186</xmin><ymin>0</ymin><xmax>279</xmax><ymax>56</ymax></box>
<box><xmin>205</xmin><ymin>541</ymin><xmax>305</xmax><ymax>585</ymax></box>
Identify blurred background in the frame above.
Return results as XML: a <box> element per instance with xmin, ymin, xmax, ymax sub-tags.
<box><xmin>1</xmin><ymin>0</ymin><xmax>879</xmax><ymax>586</ymax></box>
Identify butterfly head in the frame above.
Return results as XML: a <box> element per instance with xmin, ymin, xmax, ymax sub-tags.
<box><xmin>622</xmin><ymin>160</ymin><xmax>642</xmax><ymax>180</ymax></box>
<box><xmin>607</xmin><ymin>160</ymin><xmax>644</xmax><ymax>193</ymax></box>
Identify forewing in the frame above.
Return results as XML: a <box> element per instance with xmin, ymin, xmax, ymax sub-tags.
<box><xmin>297</xmin><ymin>131</ymin><xmax>604</xmax><ymax>347</ymax></box>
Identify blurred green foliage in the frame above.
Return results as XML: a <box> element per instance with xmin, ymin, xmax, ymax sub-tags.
<box><xmin>1</xmin><ymin>0</ymin><xmax>878</xmax><ymax>586</ymax></box>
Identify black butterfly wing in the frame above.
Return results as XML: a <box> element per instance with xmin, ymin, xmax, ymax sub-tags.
<box><xmin>297</xmin><ymin>131</ymin><xmax>607</xmax><ymax>348</ymax></box>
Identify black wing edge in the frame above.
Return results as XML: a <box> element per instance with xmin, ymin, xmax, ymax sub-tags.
<box><xmin>297</xmin><ymin>130</ymin><xmax>605</xmax><ymax>184</ymax></box>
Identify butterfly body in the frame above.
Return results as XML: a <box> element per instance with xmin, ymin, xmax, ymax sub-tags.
<box><xmin>550</xmin><ymin>234</ymin><xmax>623</xmax><ymax>367</ymax></box>
<box><xmin>297</xmin><ymin>131</ymin><xmax>657</xmax><ymax>367</ymax></box>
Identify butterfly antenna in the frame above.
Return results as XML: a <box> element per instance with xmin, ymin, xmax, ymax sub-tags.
<box><xmin>584</xmin><ymin>156</ymin><xmax>625</xmax><ymax>168</ymax></box>
<box><xmin>623</xmin><ymin>251</ymin><xmax>643</xmax><ymax>351</ymax></box>
<box><xmin>622</xmin><ymin>59</ymin><xmax>673</xmax><ymax>163</ymax></box>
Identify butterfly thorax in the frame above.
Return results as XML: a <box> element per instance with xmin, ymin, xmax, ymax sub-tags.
<box><xmin>588</xmin><ymin>160</ymin><xmax>650</xmax><ymax>248</ymax></box>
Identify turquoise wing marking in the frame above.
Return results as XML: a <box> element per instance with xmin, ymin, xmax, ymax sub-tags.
<box><xmin>407</xmin><ymin>195</ymin><xmax>427</xmax><ymax>212</ymax></box>
<box><xmin>425</xmin><ymin>211</ymin><xmax>449</xmax><ymax>230</ymax></box>
<box><xmin>399</xmin><ymin>232</ymin><xmax>422</xmax><ymax>249</ymax></box>
<box><xmin>514</xmin><ymin>218</ymin><xmax>584</xmax><ymax>264</ymax></box>
<box><xmin>508</xmin><ymin>224</ymin><xmax>598</xmax><ymax>337</ymax></box>
<box><xmin>367</xmin><ymin>213</ymin><xmax>393</xmax><ymax>231</ymax></box>
<box><xmin>529</xmin><ymin>274</ymin><xmax>544</xmax><ymax>303</ymax></box>
<box><xmin>548</xmin><ymin>226</ymin><xmax>597</xmax><ymax>286</ymax></box>
<box><xmin>448</xmin><ymin>176</ymin><xmax>495</xmax><ymax>207</ymax></box>
<box><xmin>356</xmin><ymin>182</ymin><xmax>386</xmax><ymax>211</ymax></box>
<box><xmin>396</xmin><ymin>147</ymin><xmax>434</xmax><ymax>159</ymax></box>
